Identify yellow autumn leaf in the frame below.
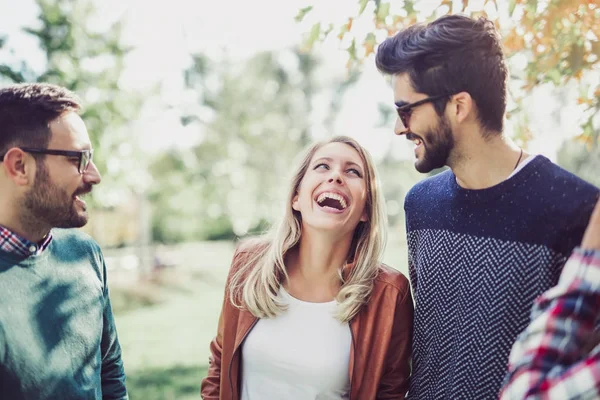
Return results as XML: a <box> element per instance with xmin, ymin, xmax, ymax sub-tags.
<box><xmin>573</xmin><ymin>133</ymin><xmax>594</xmax><ymax>148</ymax></box>
<box><xmin>461</xmin><ymin>0</ymin><xmax>469</xmax><ymax>12</ymax></box>
<box><xmin>576</xmin><ymin>96</ymin><xmax>593</xmax><ymax>105</ymax></box>
<box><xmin>364</xmin><ymin>42</ymin><xmax>375</xmax><ymax>56</ymax></box>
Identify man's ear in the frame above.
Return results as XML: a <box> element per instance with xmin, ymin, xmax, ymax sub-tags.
<box><xmin>2</xmin><ymin>148</ymin><xmax>34</xmax><ymax>186</ymax></box>
<box><xmin>450</xmin><ymin>92</ymin><xmax>474</xmax><ymax>124</ymax></box>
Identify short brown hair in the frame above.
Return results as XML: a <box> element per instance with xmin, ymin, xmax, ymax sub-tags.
<box><xmin>376</xmin><ymin>15</ymin><xmax>508</xmax><ymax>135</ymax></box>
<box><xmin>0</xmin><ymin>83</ymin><xmax>82</xmax><ymax>155</ymax></box>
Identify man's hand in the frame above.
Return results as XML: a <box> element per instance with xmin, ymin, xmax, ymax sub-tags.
<box><xmin>581</xmin><ymin>198</ymin><xmax>600</xmax><ymax>251</ymax></box>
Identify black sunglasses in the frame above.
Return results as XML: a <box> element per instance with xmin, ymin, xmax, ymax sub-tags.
<box><xmin>0</xmin><ymin>148</ymin><xmax>94</xmax><ymax>174</ymax></box>
<box><xmin>395</xmin><ymin>94</ymin><xmax>452</xmax><ymax>130</ymax></box>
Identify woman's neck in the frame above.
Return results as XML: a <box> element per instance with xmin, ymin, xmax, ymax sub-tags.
<box><xmin>284</xmin><ymin>230</ymin><xmax>353</xmax><ymax>302</ymax></box>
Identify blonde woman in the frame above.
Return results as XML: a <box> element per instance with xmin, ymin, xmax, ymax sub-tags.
<box><xmin>201</xmin><ymin>136</ymin><xmax>413</xmax><ymax>399</ymax></box>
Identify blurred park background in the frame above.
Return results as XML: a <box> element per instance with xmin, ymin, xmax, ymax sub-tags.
<box><xmin>1</xmin><ymin>0</ymin><xmax>598</xmax><ymax>398</ymax></box>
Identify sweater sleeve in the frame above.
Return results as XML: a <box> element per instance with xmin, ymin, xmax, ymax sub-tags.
<box><xmin>98</xmin><ymin>252</ymin><xmax>129</xmax><ymax>400</ymax></box>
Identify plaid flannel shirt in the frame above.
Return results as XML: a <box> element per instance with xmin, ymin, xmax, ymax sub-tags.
<box><xmin>0</xmin><ymin>225</ymin><xmax>52</xmax><ymax>257</ymax></box>
<box><xmin>500</xmin><ymin>248</ymin><xmax>600</xmax><ymax>400</ymax></box>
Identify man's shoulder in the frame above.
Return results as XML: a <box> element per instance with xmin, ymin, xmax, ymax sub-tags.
<box><xmin>50</xmin><ymin>229</ymin><xmax>107</xmax><ymax>284</ymax></box>
<box><xmin>50</xmin><ymin>228</ymin><xmax>102</xmax><ymax>254</ymax></box>
<box><xmin>406</xmin><ymin>169</ymin><xmax>453</xmax><ymax>203</ymax></box>
<box><xmin>533</xmin><ymin>156</ymin><xmax>598</xmax><ymax>194</ymax></box>
<box><xmin>529</xmin><ymin>156</ymin><xmax>599</xmax><ymax>212</ymax></box>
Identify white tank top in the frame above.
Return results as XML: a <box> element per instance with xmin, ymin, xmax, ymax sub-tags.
<box><xmin>240</xmin><ymin>287</ymin><xmax>352</xmax><ymax>400</ymax></box>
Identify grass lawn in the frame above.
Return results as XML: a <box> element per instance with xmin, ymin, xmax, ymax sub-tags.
<box><xmin>126</xmin><ymin>365</ymin><xmax>208</xmax><ymax>400</ymax></box>
<box><xmin>112</xmin><ymin>235</ymin><xmax>408</xmax><ymax>399</ymax></box>
<box><xmin>112</xmin><ymin>241</ymin><xmax>234</xmax><ymax>400</ymax></box>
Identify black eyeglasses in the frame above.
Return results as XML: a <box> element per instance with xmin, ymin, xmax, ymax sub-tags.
<box><xmin>395</xmin><ymin>94</ymin><xmax>452</xmax><ymax>130</ymax></box>
<box><xmin>0</xmin><ymin>148</ymin><xmax>94</xmax><ymax>174</ymax></box>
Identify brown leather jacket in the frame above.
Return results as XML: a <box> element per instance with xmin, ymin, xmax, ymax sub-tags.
<box><xmin>201</xmin><ymin>243</ymin><xmax>414</xmax><ymax>399</ymax></box>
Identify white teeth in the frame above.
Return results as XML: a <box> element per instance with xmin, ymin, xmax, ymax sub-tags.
<box><xmin>317</xmin><ymin>192</ymin><xmax>347</xmax><ymax>209</ymax></box>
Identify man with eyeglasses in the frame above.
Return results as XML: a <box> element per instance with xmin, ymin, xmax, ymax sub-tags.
<box><xmin>0</xmin><ymin>83</ymin><xmax>127</xmax><ymax>399</ymax></box>
<box><xmin>375</xmin><ymin>14</ymin><xmax>599</xmax><ymax>399</ymax></box>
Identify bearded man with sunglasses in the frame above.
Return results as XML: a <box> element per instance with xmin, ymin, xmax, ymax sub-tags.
<box><xmin>376</xmin><ymin>14</ymin><xmax>599</xmax><ymax>399</ymax></box>
<box><xmin>0</xmin><ymin>83</ymin><xmax>127</xmax><ymax>399</ymax></box>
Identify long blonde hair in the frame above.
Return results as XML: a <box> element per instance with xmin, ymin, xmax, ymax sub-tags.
<box><xmin>228</xmin><ymin>136</ymin><xmax>387</xmax><ymax>322</ymax></box>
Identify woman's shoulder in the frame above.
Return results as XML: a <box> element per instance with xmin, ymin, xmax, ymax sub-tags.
<box><xmin>232</xmin><ymin>236</ymin><xmax>270</xmax><ymax>259</ymax></box>
<box><xmin>373</xmin><ymin>263</ymin><xmax>411</xmax><ymax>297</ymax></box>
<box><xmin>228</xmin><ymin>236</ymin><xmax>270</xmax><ymax>274</ymax></box>
<box><xmin>234</xmin><ymin>236</ymin><xmax>270</xmax><ymax>254</ymax></box>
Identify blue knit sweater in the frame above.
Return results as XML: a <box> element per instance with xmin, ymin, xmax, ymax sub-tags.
<box><xmin>405</xmin><ymin>156</ymin><xmax>599</xmax><ymax>400</ymax></box>
<box><xmin>0</xmin><ymin>229</ymin><xmax>127</xmax><ymax>400</ymax></box>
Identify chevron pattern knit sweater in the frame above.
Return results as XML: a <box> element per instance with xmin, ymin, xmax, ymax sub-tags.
<box><xmin>404</xmin><ymin>156</ymin><xmax>599</xmax><ymax>400</ymax></box>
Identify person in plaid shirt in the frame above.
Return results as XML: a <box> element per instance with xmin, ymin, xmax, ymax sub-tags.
<box><xmin>500</xmin><ymin>197</ymin><xmax>600</xmax><ymax>400</ymax></box>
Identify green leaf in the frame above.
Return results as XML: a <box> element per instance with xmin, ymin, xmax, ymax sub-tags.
<box><xmin>508</xmin><ymin>0</ymin><xmax>517</xmax><ymax>16</ymax></box>
<box><xmin>404</xmin><ymin>0</ymin><xmax>416</xmax><ymax>15</ymax></box>
<box><xmin>0</xmin><ymin>65</ymin><xmax>26</xmax><ymax>83</ymax></box>
<box><xmin>377</xmin><ymin>2</ymin><xmax>390</xmax><ymax>22</ymax></box>
<box><xmin>364</xmin><ymin>32</ymin><xmax>377</xmax><ymax>55</ymax></box>
<box><xmin>307</xmin><ymin>22</ymin><xmax>321</xmax><ymax>47</ymax></box>
<box><xmin>338</xmin><ymin>23</ymin><xmax>350</xmax><ymax>37</ymax></box>
<box><xmin>525</xmin><ymin>0</ymin><xmax>537</xmax><ymax>15</ymax></box>
<box><xmin>546</xmin><ymin>68</ymin><xmax>561</xmax><ymax>85</ymax></box>
<box><xmin>294</xmin><ymin>6</ymin><xmax>313</xmax><ymax>23</ymax></box>
<box><xmin>358</xmin><ymin>0</ymin><xmax>369</xmax><ymax>15</ymax></box>
<box><xmin>348</xmin><ymin>38</ymin><xmax>357</xmax><ymax>60</ymax></box>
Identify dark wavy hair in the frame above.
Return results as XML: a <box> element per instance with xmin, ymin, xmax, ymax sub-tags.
<box><xmin>376</xmin><ymin>14</ymin><xmax>508</xmax><ymax>136</ymax></box>
<box><xmin>0</xmin><ymin>83</ymin><xmax>82</xmax><ymax>155</ymax></box>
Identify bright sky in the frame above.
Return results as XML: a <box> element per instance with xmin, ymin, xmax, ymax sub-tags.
<box><xmin>0</xmin><ymin>0</ymin><xmax>587</xmax><ymax>163</ymax></box>
<box><xmin>102</xmin><ymin>0</ymin><xmax>403</xmax><ymax>159</ymax></box>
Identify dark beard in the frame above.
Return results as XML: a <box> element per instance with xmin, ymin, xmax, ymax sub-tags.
<box><xmin>22</xmin><ymin>163</ymin><xmax>91</xmax><ymax>230</ymax></box>
<box><xmin>409</xmin><ymin>115</ymin><xmax>454</xmax><ymax>173</ymax></box>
